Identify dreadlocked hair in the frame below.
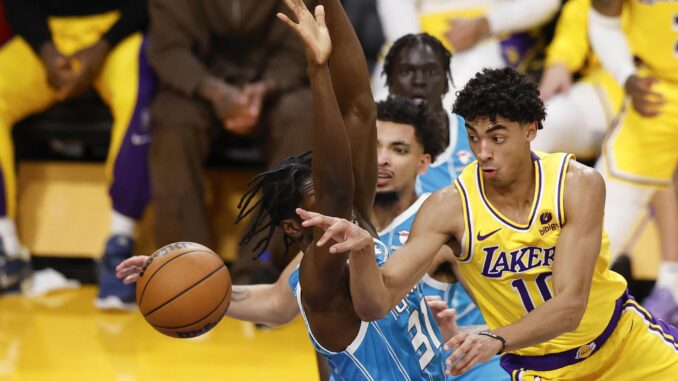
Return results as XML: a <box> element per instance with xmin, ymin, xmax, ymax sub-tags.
<box><xmin>377</xmin><ymin>95</ymin><xmax>447</xmax><ymax>160</ymax></box>
<box><xmin>382</xmin><ymin>33</ymin><xmax>453</xmax><ymax>94</ymax></box>
<box><xmin>453</xmin><ymin>67</ymin><xmax>546</xmax><ymax>129</ymax></box>
<box><xmin>235</xmin><ymin>151</ymin><xmax>312</xmax><ymax>258</ymax></box>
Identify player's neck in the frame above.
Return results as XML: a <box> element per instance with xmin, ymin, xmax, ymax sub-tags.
<box><xmin>483</xmin><ymin>157</ymin><xmax>536</xmax><ymax>221</ymax></box>
<box><xmin>372</xmin><ymin>190</ymin><xmax>418</xmax><ymax>231</ymax></box>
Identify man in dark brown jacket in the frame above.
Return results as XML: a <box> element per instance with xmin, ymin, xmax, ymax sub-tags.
<box><xmin>147</xmin><ymin>0</ymin><xmax>314</xmax><ymax>277</ymax></box>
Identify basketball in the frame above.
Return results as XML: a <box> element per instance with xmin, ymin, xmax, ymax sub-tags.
<box><xmin>135</xmin><ymin>242</ymin><xmax>232</xmax><ymax>338</ymax></box>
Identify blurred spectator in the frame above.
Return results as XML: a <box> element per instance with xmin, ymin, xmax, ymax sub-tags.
<box><xmin>533</xmin><ymin>0</ymin><xmax>624</xmax><ymax>161</ymax></box>
<box><xmin>0</xmin><ymin>1</ymin><xmax>152</xmax><ymax>310</ymax></box>
<box><xmin>146</xmin><ymin>0</ymin><xmax>314</xmax><ymax>282</ymax></box>
<box><xmin>341</xmin><ymin>0</ymin><xmax>384</xmax><ymax>74</ymax></box>
<box><xmin>589</xmin><ymin>0</ymin><xmax>678</xmax><ymax>324</ymax></box>
<box><xmin>373</xmin><ymin>0</ymin><xmax>560</xmax><ymax>102</ymax></box>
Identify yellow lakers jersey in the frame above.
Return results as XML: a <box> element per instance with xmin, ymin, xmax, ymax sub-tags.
<box><xmin>627</xmin><ymin>0</ymin><xmax>678</xmax><ymax>82</ymax></box>
<box><xmin>454</xmin><ymin>152</ymin><xmax>627</xmax><ymax>356</ymax></box>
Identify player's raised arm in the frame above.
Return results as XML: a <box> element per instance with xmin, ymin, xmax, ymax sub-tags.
<box><xmin>278</xmin><ymin>0</ymin><xmax>355</xmax><ymax>303</ymax></box>
<box><xmin>320</xmin><ymin>0</ymin><xmax>377</xmax><ymax>222</ymax></box>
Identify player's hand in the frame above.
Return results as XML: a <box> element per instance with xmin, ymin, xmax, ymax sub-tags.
<box><xmin>59</xmin><ymin>40</ymin><xmax>110</xmax><ymax>100</ymax></box>
<box><xmin>116</xmin><ymin>255</ymin><xmax>150</xmax><ymax>285</ymax></box>
<box><xmin>539</xmin><ymin>63</ymin><xmax>572</xmax><ymax>101</ymax></box>
<box><xmin>444</xmin><ymin>17</ymin><xmax>490</xmax><ymax>52</ymax></box>
<box><xmin>296</xmin><ymin>208</ymin><xmax>373</xmax><ymax>254</ymax></box>
<box><xmin>426</xmin><ymin>296</ymin><xmax>459</xmax><ymax>342</ymax></box>
<box><xmin>277</xmin><ymin>0</ymin><xmax>331</xmax><ymax>66</ymax></box>
<box><xmin>625</xmin><ymin>74</ymin><xmax>666</xmax><ymax>117</ymax></box>
<box><xmin>39</xmin><ymin>42</ymin><xmax>73</xmax><ymax>91</ymax></box>
<box><xmin>444</xmin><ymin>332</ymin><xmax>502</xmax><ymax>375</ymax></box>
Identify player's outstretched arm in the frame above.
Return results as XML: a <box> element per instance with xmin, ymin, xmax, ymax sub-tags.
<box><xmin>298</xmin><ymin>187</ymin><xmax>461</xmax><ymax>320</ymax></box>
<box><xmin>116</xmin><ymin>253</ymin><xmax>301</xmax><ymax>327</ymax></box>
<box><xmin>320</xmin><ymin>0</ymin><xmax>377</xmax><ymax>223</ymax></box>
<box><xmin>226</xmin><ymin>252</ymin><xmax>302</xmax><ymax>327</ymax></box>
<box><xmin>279</xmin><ymin>0</ymin><xmax>356</xmax><ymax>304</ymax></box>
<box><xmin>444</xmin><ymin>161</ymin><xmax>606</xmax><ymax>376</ymax></box>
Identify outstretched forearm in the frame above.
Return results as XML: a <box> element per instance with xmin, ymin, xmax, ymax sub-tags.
<box><xmin>226</xmin><ymin>253</ymin><xmax>303</xmax><ymax>327</ymax></box>
<box><xmin>308</xmin><ymin>64</ymin><xmax>355</xmax><ymax>215</ymax></box>
<box><xmin>227</xmin><ymin>284</ymin><xmax>299</xmax><ymax>327</ymax></box>
<box><xmin>321</xmin><ymin>0</ymin><xmax>377</xmax><ymax>220</ymax></box>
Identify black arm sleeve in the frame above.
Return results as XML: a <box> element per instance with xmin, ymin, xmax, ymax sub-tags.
<box><xmin>102</xmin><ymin>0</ymin><xmax>149</xmax><ymax>48</ymax></box>
<box><xmin>5</xmin><ymin>0</ymin><xmax>51</xmax><ymax>54</ymax></box>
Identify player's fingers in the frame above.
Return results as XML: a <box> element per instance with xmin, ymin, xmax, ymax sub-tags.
<box><xmin>316</xmin><ymin>222</ymin><xmax>345</xmax><ymax>246</ymax></box>
<box><xmin>424</xmin><ymin>295</ymin><xmax>443</xmax><ymax>302</ymax></box>
<box><xmin>425</xmin><ymin>299</ymin><xmax>447</xmax><ymax>312</ymax></box>
<box><xmin>450</xmin><ymin>350</ymin><xmax>479</xmax><ymax>375</ymax></box>
<box><xmin>122</xmin><ymin>273</ymin><xmax>140</xmax><ymax>285</ymax></box>
<box><xmin>314</xmin><ymin>5</ymin><xmax>326</xmax><ymax>27</ymax></box>
<box><xmin>437</xmin><ymin>308</ymin><xmax>457</xmax><ymax>320</ymax></box>
<box><xmin>276</xmin><ymin>12</ymin><xmax>299</xmax><ymax>30</ymax></box>
<box><xmin>296</xmin><ymin>208</ymin><xmax>322</xmax><ymax>221</ymax></box>
<box><xmin>116</xmin><ymin>256</ymin><xmax>149</xmax><ymax>272</ymax></box>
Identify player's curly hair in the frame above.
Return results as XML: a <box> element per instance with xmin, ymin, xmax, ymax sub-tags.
<box><xmin>453</xmin><ymin>67</ymin><xmax>546</xmax><ymax>129</ymax></box>
<box><xmin>377</xmin><ymin>95</ymin><xmax>447</xmax><ymax>160</ymax></box>
<box><xmin>382</xmin><ymin>33</ymin><xmax>453</xmax><ymax>94</ymax></box>
<box><xmin>235</xmin><ymin>152</ymin><xmax>312</xmax><ymax>257</ymax></box>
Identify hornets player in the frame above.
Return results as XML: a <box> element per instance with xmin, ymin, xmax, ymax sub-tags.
<box><xmin>381</xmin><ymin>33</ymin><xmax>475</xmax><ymax>193</ymax></box>
<box><xmin>589</xmin><ymin>0</ymin><xmax>678</xmax><ymax>324</ymax></box>
<box><xmin>300</xmin><ymin>68</ymin><xmax>678</xmax><ymax>379</ymax></box>
<box><xmin>374</xmin><ymin>95</ymin><xmax>508</xmax><ymax>380</ymax></box>
<box><xmin>268</xmin><ymin>0</ymin><xmax>448</xmax><ymax>378</ymax></box>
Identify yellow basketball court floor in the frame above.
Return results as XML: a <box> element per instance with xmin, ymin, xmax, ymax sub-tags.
<box><xmin>0</xmin><ymin>286</ymin><xmax>318</xmax><ymax>381</ymax></box>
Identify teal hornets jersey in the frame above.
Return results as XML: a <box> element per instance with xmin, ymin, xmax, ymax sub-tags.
<box><xmin>416</xmin><ymin>113</ymin><xmax>474</xmax><ymax>194</ymax></box>
<box><xmin>289</xmin><ymin>239</ymin><xmax>447</xmax><ymax>380</ymax></box>
<box><xmin>378</xmin><ymin>196</ymin><xmax>509</xmax><ymax>380</ymax></box>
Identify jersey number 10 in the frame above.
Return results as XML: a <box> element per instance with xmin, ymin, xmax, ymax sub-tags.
<box><xmin>511</xmin><ymin>272</ymin><xmax>554</xmax><ymax>312</ymax></box>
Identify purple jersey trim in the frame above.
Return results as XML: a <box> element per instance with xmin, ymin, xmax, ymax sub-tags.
<box><xmin>500</xmin><ymin>290</ymin><xmax>627</xmax><ymax>372</ymax></box>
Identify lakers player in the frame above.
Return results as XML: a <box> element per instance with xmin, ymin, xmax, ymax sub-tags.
<box><xmin>589</xmin><ymin>0</ymin><xmax>678</xmax><ymax>324</ymax></box>
<box><xmin>299</xmin><ymin>68</ymin><xmax>678</xmax><ymax>379</ymax></box>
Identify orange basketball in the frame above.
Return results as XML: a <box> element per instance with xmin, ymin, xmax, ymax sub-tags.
<box><xmin>135</xmin><ymin>242</ymin><xmax>232</xmax><ymax>338</ymax></box>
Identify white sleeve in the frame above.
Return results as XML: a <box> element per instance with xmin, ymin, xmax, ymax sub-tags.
<box><xmin>587</xmin><ymin>8</ymin><xmax>636</xmax><ymax>87</ymax></box>
<box><xmin>376</xmin><ymin>0</ymin><xmax>421</xmax><ymax>42</ymax></box>
<box><xmin>486</xmin><ymin>0</ymin><xmax>560</xmax><ymax>34</ymax></box>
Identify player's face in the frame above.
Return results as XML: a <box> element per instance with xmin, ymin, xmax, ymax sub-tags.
<box><xmin>465</xmin><ymin>117</ymin><xmax>537</xmax><ymax>185</ymax></box>
<box><xmin>376</xmin><ymin>120</ymin><xmax>431</xmax><ymax>195</ymax></box>
<box><xmin>389</xmin><ymin>44</ymin><xmax>446</xmax><ymax>110</ymax></box>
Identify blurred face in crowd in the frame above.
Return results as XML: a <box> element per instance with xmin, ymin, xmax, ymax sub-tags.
<box><xmin>388</xmin><ymin>43</ymin><xmax>447</xmax><ymax>111</ymax></box>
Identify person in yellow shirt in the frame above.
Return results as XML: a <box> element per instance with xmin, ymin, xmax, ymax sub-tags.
<box><xmin>589</xmin><ymin>0</ymin><xmax>678</xmax><ymax>324</ymax></box>
<box><xmin>534</xmin><ymin>0</ymin><xmax>624</xmax><ymax>161</ymax></box>
<box><xmin>300</xmin><ymin>67</ymin><xmax>678</xmax><ymax>379</ymax></box>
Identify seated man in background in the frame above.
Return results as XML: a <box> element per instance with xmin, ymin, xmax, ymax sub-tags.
<box><xmin>0</xmin><ymin>0</ymin><xmax>153</xmax><ymax>311</ymax></box>
<box><xmin>146</xmin><ymin>0</ymin><xmax>315</xmax><ymax>285</ymax></box>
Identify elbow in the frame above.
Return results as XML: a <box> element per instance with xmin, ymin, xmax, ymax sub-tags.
<box><xmin>560</xmin><ymin>299</ymin><xmax>587</xmax><ymax>332</ymax></box>
<box><xmin>354</xmin><ymin>301</ymin><xmax>390</xmax><ymax>322</ymax></box>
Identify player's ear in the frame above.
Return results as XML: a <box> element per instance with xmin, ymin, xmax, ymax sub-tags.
<box><xmin>417</xmin><ymin>153</ymin><xmax>432</xmax><ymax>175</ymax></box>
<box><xmin>281</xmin><ymin>218</ymin><xmax>303</xmax><ymax>238</ymax></box>
<box><xmin>526</xmin><ymin>121</ymin><xmax>538</xmax><ymax>142</ymax></box>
